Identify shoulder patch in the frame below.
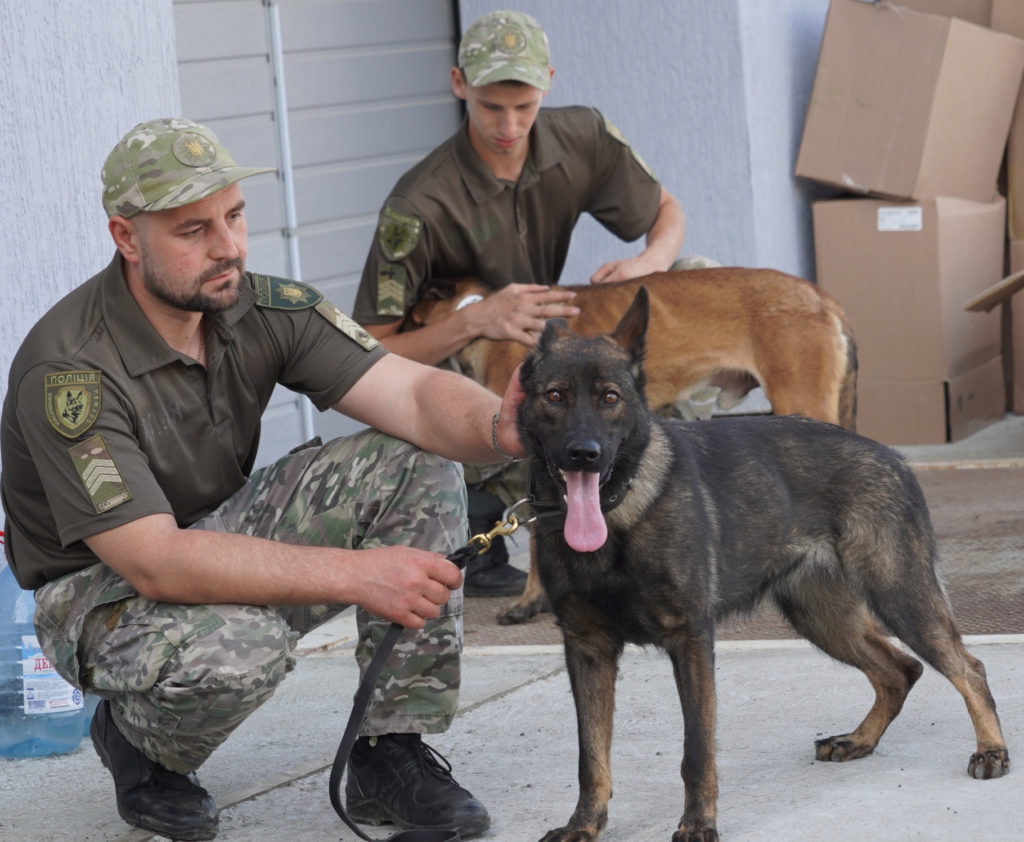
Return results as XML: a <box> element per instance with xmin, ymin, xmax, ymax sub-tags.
<box><xmin>252</xmin><ymin>274</ymin><xmax>324</xmax><ymax>310</ymax></box>
<box><xmin>68</xmin><ymin>434</ymin><xmax>132</xmax><ymax>514</ymax></box>
<box><xmin>377</xmin><ymin>264</ymin><xmax>407</xmax><ymax>317</ymax></box>
<box><xmin>377</xmin><ymin>206</ymin><xmax>422</xmax><ymax>261</ymax></box>
<box><xmin>314</xmin><ymin>300</ymin><xmax>381</xmax><ymax>351</ymax></box>
<box><xmin>601</xmin><ymin>113</ymin><xmax>655</xmax><ymax>179</ymax></box>
<box><xmin>45</xmin><ymin>370</ymin><xmax>101</xmax><ymax>439</ymax></box>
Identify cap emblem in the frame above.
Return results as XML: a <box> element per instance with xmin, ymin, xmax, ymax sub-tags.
<box><xmin>172</xmin><ymin>131</ymin><xmax>217</xmax><ymax>168</ymax></box>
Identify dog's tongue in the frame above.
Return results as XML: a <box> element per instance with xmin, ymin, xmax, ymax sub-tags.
<box><xmin>564</xmin><ymin>471</ymin><xmax>608</xmax><ymax>552</ymax></box>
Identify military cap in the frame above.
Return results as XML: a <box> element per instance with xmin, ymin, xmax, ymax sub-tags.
<box><xmin>101</xmin><ymin>117</ymin><xmax>274</xmax><ymax>218</ymax></box>
<box><xmin>458</xmin><ymin>9</ymin><xmax>551</xmax><ymax>91</ymax></box>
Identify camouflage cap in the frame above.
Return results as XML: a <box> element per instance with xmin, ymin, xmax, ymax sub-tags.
<box><xmin>101</xmin><ymin>118</ymin><xmax>275</xmax><ymax>218</ymax></box>
<box><xmin>458</xmin><ymin>10</ymin><xmax>551</xmax><ymax>91</ymax></box>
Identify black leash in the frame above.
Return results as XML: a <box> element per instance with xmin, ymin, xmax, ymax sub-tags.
<box><xmin>328</xmin><ymin>517</ymin><xmax>522</xmax><ymax>841</ymax></box>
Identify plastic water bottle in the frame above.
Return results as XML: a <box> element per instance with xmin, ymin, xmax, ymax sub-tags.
<box><xmin>0</xmin><ymin>556</ymin><xmax>84</xmax><ymax>757</ymax></box>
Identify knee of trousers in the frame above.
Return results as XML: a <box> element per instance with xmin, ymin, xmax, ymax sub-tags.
<box><xmin>110</xmin><ymin>603</ymin><xmax>298</xmax><ymax>771</ymax></box>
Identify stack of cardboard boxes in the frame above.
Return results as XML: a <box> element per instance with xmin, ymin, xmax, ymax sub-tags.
<box><xmin>797</xmin><ymin>0</ymin><xmax>1024</xmax><ymax>444</ymax></box>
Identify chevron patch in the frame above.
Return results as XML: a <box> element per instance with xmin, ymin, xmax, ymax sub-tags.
<box><xmin>68</xmin><ymin>434</ymin><xmax>132</xmax><ymax>514</ymax></box>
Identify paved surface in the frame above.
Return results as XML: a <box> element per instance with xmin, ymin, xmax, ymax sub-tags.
<box><xmin>3</xmin><ymin>415</ymin><xmax>1024</xmax><ymax>841</ymax></box>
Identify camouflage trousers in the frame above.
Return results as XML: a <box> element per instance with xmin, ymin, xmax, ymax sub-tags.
<box><xmin>33</xmin><ymin>429</ymin><xmax>468</xmax><ymax>773</ymax></box>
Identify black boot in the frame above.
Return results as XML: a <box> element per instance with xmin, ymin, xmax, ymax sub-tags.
<box><xmin>345</xmin><ymin>733</ymin><xmax>490</xmax><ymax>837</ymax></box>
<box><xmin>91</xmin><ymin>699</ymin><xmax>219</xmax><ymax>841</ymax></box>
<box><xmin>465</xmin><ymin>487</ymin><xmax>526</xmax><ymax>597</ymax></box>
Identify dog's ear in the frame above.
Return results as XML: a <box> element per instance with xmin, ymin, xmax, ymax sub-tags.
<box><xmin>538</xmin><ymin>317</ymin><xmax>571</xmax><ymax>352</ymax></box>
<box><xmin>610</xmin><ymin>286</ymin><xmax>649</xmax><ymax>363</ymax></box>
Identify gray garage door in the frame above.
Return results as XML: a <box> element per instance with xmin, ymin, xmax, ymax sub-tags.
<box><xmin>174</xmin><ymin>0</ymin><xmax>461</xmax><ymax>465</ymax></box>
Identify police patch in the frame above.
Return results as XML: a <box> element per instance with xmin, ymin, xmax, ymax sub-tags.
<box><xmin>601</xmin><ymin>112</ymin><xmax>655</xmax><ymax>179</ymax></box>
<box><xmin>45</xmin><ymin>371</ymin><xmax>101</xmax><ymax>439</ymax></box>
<box><xmin>314</xmin><ymin>300</ymin><xmax>381</xmax><ymax>351</ymax></box>
<box><xmin>377</xmin><ymin>264</ymin><xmax>407</xmax><ymax>317</ymax></box>
<box><xmin>68</xmin><ymin>434</ymin><xmax>132</xmax><ymax>514</ymax></box>
<box><xmin>252</xmin><ymin>274</ymin><xmax>324</xmax><ymax>310</ymax></box>
<box><xmin>378</xmin><ymin>207</ymin><xmax>421</xmax><ymax>262</ymax></box>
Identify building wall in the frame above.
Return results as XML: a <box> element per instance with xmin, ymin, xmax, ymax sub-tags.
<box><xmin>0</xmin><ymin>0</ymin><xmax>180</xmax><ymax>480</ymax></box>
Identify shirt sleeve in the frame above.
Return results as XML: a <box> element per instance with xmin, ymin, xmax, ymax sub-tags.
<box><xmin>581</xmin><ymin>108</ymin><xmax>663</xmax><ymax>243</ymax></box>
<box><xmin>11</xmin><ymin>363</ymin><xmax>175</xmax><ymax>550</ymax></box>
<box><xmin>352</xmin><ymin>194</ymin><xmax>434</xmax><ymax>325</ymax></box>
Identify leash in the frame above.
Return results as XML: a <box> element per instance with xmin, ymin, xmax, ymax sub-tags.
<box><xmin>328</xmin><ymin>517</ymin><xmax>522</xmax><ymax>842</ymax></box>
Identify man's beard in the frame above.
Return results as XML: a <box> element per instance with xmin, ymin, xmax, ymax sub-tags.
<box><xmin>142</xmin><ymin>257</ymin><xmax>245</xmax><ymax>313</ymax></box>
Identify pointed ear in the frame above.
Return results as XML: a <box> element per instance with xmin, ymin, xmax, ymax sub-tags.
<box><xmin>610</xmin><ymin>286</ymin><xmax>649</xmax><ymax>364</ymax></box>
<box><xmin>537</xmin><ymin>317</ymin><xmax>571</xmax><ymax>353</ymax></box>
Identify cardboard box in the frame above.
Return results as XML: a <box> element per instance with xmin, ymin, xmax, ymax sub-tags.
<box><xmin>857</xmin><ymin>355</ymin><xmax>1004</xmax><ymax>444</ymax></box>
<box><xmin>813</xmin><ymin>195</ymin><xmax>1006</xmax><ymax>443</ymax></box>
<box><xmin>1010</xmin><ymin>239</ymin><xmax>1024</xmax><ymax>410</ymax></box>
<box><xmin>991</xmin><ymin>0</ymin><xmax>1024</xmax><ymax>238</ymax></box>
<box><xmin>796</xmin><ymin>0</ymin><xmax>1024</xmax><ymax>203</ymax></box>
<box><xmin>895</xmin><ymin>0</ymin><xmax>992</xmax><ymax>27</ymax></box>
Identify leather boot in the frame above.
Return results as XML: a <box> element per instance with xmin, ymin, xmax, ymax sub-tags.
<box><xmin>91</xmin><ymin>699</ymin><xmax>220</xmax><ymax>841</ymax></box>
<box><xmin>345</xmin><ymin>733</ymin><xmax>490</xmax><ymax>837</ymax></box>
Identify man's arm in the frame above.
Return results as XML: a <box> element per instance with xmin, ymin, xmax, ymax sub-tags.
<box><xmin>334</xmin><ymin>353</ymin><xmax>524</xmax><ymax>464</ymax></box>
<box><xmin>366</xmin><ymin>283</ymin><xmax>580</xmax><ymax>365</ymax></box>
<box><xmin>84</xmin><ymin>515</ymin><xmax>461</xmax><ymax>629</ymax></box>
<box><xmin>590</xmin><ymin>187</ymin><xmax>686</xmax><ymax>284</ymax></box>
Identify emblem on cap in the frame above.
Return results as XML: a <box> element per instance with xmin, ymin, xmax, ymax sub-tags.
<box><xmin>171</xmin><ymin>131</ymin><xmax>217</xmax><ymax>168</ymax></box>
<box><xmin>496</xmin><ymin>25</ymin><xmax>526</xmax><ymax>55</ymax></box>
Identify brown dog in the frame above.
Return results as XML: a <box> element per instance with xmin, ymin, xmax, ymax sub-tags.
<box><xmin>407</xmin><ymin>268</ymin><xmax>858</xmax><ymax>622</ymax></box>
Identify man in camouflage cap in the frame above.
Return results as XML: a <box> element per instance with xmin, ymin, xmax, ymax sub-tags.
<box><xmin>353</xmin><ymin>9</ymin><xmax>686</xmax><ymax>597</ymax></box>
<box><xmin>2</xmin><ymin>117</ymin><xmax>521</xmax><ymax>839</ymax></box>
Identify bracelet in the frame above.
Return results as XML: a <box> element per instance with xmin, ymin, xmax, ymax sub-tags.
<box><xmin>491</xmin><ymin>412</ymin><xmax>519</xmax><ymax>461</ymax></box>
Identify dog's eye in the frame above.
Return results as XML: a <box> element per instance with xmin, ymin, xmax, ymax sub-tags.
<box><xmin>545</xmin><ymin>389</ymin><xmax>564</xmax><ymax>403</ymax></box>
<box><xmin>602</xmin><ymin>390</ymin><xmax>620</xmax><ymax>406</ymax></box>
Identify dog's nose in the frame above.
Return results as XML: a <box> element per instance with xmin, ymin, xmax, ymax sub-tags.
<box><xmin>566</xmin><ymin>439</ymin><xmax>602</xmax><ymax>469</ymax></box>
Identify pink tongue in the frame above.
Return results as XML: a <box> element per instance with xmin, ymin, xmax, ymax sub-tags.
<box><xmin>564</xmin><ymin>471</ymin><xmax>608</xmax><ymax>552</ymax></box>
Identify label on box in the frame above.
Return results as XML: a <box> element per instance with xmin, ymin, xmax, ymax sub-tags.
<box><xmin>877</xmin><ymin>207</ymin><xmax>923</xmax><ymax>232</ymax></box>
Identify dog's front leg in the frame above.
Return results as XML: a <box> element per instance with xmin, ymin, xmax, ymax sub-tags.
<box><xmin>667</xmin><ymin>627</ymin><xmax>719</xmax><ymax>842</ymax></box>
<box><xmin>539</xmin><ymin>631</ymin><xmax>621</xmax><ymax>842</ymax></box>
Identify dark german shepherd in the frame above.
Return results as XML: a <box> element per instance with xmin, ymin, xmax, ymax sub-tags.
<box><xmin>517</xmin><ymin>287</ymin><xmax>1009</xmax><ymax>842</ymax></box>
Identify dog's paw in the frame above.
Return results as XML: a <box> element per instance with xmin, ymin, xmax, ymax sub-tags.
<box><xmin>539</xmin><ymin>826</ymin><xmax>599</xmax><ymax>842</ymax></box>
<box><xmin>814</xmin><ymin>734</ymin><xmax>875</xmax><ymax>762</ymax></box>
<box><xmin>968</xmin><ymin>748</ymin><xmax>1010</xmax><ymax>779</ymax></box>
<box><xmin>497</xmin><ymin>594</ymin><xmax>548</xmax><ymax>625</ymax></box>
<box><xmin>673</xmin><ymin>827</ymin><xmax>718</xmax><ymax>842</ymax></box>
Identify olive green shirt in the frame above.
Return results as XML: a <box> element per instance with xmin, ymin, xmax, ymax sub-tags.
<box><xmin>353</xmin><ymin>106</ymin><xmax>663</xmax><ymax>324</ymax></box>
<box><xmin>1</xmin><ymin>256</ymin><xmax>387</xmax><ymax>588</ymax></box>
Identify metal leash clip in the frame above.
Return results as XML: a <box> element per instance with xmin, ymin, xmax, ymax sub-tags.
<box><xmin>468</xmin><ymin>515</ymin><xmax>520</xmax><ymax>555</ymax></box>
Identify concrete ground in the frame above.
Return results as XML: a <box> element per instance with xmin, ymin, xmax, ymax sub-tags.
<box><xmin>3</xmin><ymin>415</ymin><xmax>1024</xmax><ymax>842</ymax></box>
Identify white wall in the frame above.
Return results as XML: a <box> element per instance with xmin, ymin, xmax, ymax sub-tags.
<box><xmin>0</xmin><ymin>0</ymin><xmax>181</xmax><ymax>479</ymax></box>
<box><xmin>458</xmin><ymin>0</ymin><xmax>833</xmax><ymax>283</ymax></box>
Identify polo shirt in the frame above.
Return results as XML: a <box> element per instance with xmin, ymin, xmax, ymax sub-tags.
<box><xmin>1</xmin><ymin>255</ymin><xmax>387</xmax><ymax>588</ymax></box>
<box><xmin>352</xmin><ymin>105</ymin><xmax>663</xmax><ymax>324</ymax></box>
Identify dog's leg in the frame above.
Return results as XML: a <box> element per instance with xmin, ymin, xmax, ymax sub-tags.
<box><xmin>776</xmin><ymin>578</ymin><xmax>924</xmax><ymax>762</ymax></box>
<box><xmin>540</xmin><ymin>627</ymin><xmax>621</xmax><ymax>842</ymax></box>
<box><xmin>871</xmin><ymin>583</ymin><xmax>1010</xmax><ymax>779</ymax></box>
<box><xmin>497</xmin><ymin>534</ymin><xmax>549</xmax><ymax>624</ymax></box>
<box><xmin>666</xmin><ymin>625</ymin><xmax>719</xmax><ymax>842</ymax></box>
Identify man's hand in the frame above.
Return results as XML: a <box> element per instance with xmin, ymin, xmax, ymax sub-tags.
<box><xmin>461</xmin><ymin>283</ymin><xmax>579</xmax><ymax>347</ymax></box>
<box><xmin>590</xmin><ymin>254</ymin><xmax>665</xmax><ymax>285</ymax></box>
<box><xmin>343</xmin><ymin>545</ymin><xmax>464</xmax><ymax>629</ymax></box>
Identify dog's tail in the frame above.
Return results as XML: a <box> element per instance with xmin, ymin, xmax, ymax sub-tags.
<box><xmin>823</xmin><ymin>291</ymin><xmax>858</xmax><ymax>432</ymax></box>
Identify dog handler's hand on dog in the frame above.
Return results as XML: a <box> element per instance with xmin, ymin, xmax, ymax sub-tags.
<box><xmin>363</xmin><ymin>283</ymin><xmax>578</xmax><ymax>365</ymax></box>
<box><xmin>468</xmin><ymin>284</ymin><xmax>579</xmax><ymax>347</ymax></box>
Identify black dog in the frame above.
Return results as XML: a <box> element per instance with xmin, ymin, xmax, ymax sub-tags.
<box><xmin>516</xmin><ymin>286</ymin><xmax>1009</xmax><ymax>842</ymax></box>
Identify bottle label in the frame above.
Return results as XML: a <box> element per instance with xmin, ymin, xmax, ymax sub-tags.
<box><xmin>19</xmin><ymin>634</ymin><xmax>83</xmax><ymax>715</ymax></box>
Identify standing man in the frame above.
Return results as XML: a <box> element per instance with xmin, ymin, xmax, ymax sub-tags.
<box><xmin>352</xmin><ymin>9</ymin><xmax>686</xmax><ymax>594</ymax></box>
<box><xmin>1</xmin><ymin>118</ymin><xmax>523</xmax><ymax>840</ymax></box>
